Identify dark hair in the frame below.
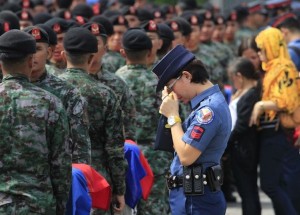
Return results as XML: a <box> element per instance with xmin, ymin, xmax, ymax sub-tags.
<box><xmin>65</xmin><ymin>52</ymin><xmax>91</xmax><ymax>65</ymax></box>
<box><xmin>1</xmin><ymin>55</ymin><xmax>31</xmax><ymax>71</ymax></box>
<box><xmin>124</xmin><ymin>49</ymin><xmax>149</xmax><ymax>61</ymax></box>
<box><xmin>277</xmin><ymin>17</ymin><xmax>300</xmax><ymax>32</ymax></box>
<box><xmin>238</xmin><ymin>36</ymin><xmax>259</xmax><ymax>56</ymax></box>
<box><xmin>182</xmin><ymin>59</ymin><xmax>209</xmax><ymax>84</ymax></box>
<box><xmin>228</xmin><ymin>57</ymin><xmax>260</xmax><ymax>80</ymax></box>
<box><xmin>157</xmin><ymin>38</ymin><xmax>172</xmax><ymax>57</ymax></box>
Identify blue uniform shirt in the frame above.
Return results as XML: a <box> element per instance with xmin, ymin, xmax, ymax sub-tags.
<box><xmin>288</xmin><ymin>39</ymin><xmax>300</xmax><ymax>71</ymax></box>
<box><xmin>170</xmin><ymin>85</ymin><xmax>232</xmax><ymax>176</ymax></box>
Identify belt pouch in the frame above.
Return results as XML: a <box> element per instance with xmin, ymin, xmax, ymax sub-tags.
<box><xmin>183</xmin><ymin>166</ymin><xmax>193</xmax><ymax>195</ymax></box>
<box><xmin>192</xmin><ymin>165</ymin><xmax>204</xmax><ymax>194</ymax></box>
<box><xmin>206</xmin><ymin>165</ymin><xmax>223</xmax><ymax>192</ymax></box>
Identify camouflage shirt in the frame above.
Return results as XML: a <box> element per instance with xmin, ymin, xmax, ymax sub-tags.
<box><xmin>116</xmin><ymin>64</ymin><xmax>160</xmax><ymax>143</ymax></box>
<box><xmin>32</xmin><ymin>70</ymin><xmax>91</xmax><ymax>164</ymax></box>
<box><xmin>101</xmin><ymin>50</ymin><xmax>126</xmax><ymax>73</ymax></box>
<box><xmin>0</xmin><ymin>74</ymin><xmax>71</xmax><ymax>214</ymax></box>
<box><xmin>59</xmin><ymin>68</ymin><xmax>126</xmax><ymax>195</ymax></box>
<box><xmin>46</xmin><ymin>63</ymin><xmax>64</xmax><ymax>76</ymax></box>
<box><xmin>90</xmin><ymin>68</ymin><xmax>136</xmax><ymax>140</ymax></box>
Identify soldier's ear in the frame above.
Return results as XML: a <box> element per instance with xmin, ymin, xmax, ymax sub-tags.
<box><xmin>61</xmin><ymin>51</ymin><xmax>67</xmax><ymax>63</ymax></box>
<box><xmin>47</xmin><ymin>46</ymin><xmax>52</xmax><ymax>60</ymax></box>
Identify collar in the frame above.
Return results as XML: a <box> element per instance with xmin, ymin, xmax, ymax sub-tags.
<box><xmin>31</xmin><ymin>70</ymin><xmax>47</xmax><ymax>83</ymax></box>
<box><xmin>127</xmin><ymin>64</ymin><xmax>147</xmax><ymax>70</ymax></box>
<box><xmin>2</xmin><ymin>74</ymin><xmax>29</xmax><ymax>82</ymax></box>
<box><xmin>65</xmin><ymin>68</ymin><xmax>87</xmax><ymax>74</ymax></box>
<box><xmin>190</xmin><ymin>85</ymin><xmax>220</xmax><ymax>110</ymax></box>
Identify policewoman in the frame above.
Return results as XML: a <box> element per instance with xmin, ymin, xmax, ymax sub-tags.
<box><xmin>153</xmin><ymin>45</ymin><xmax>232</xmax><ymax>215</ymax></box>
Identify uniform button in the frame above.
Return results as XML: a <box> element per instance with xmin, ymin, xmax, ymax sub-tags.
<box><xmin>203</xmin><ymin>174</ymin><xmax>206</xmax><ymax>179</ymax></box>
<box><xmin>185</xmin><ymin>175</ymin><xmax>190</xmax><ymax>179</ymax></box>
<box><xmin>217</xmin><ymin>176</ymin><xmax>220</xmax><ymax>180</ymax></box>
<box><xmin>195</xmin><ymin>174</ymin><xmax>199</xmax><ymax>179</ymax></box>
<box><xmin>203</xmin><ymin>181</ymin><xmax>207</xmax><ymax>185</ymax></box>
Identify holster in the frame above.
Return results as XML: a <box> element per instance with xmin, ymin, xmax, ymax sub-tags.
<box><xmin>183</xmin><ymin>165</ymin><xmax>204</xmax><ymax>196</ymax></box>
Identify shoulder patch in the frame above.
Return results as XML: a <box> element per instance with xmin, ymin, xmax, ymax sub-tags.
<box><xmin>196</xmin><ymin>107</ymin><xmax>214</xmax><ymax>124</ymax></box>
<box><xmin>190</xmin><ymin>126</ymin><xmax>205</xmax><ymax>140</ymax></box>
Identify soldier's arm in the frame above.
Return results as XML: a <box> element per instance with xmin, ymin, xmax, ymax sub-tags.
<box><xmin>104</xmin><ymin>92</ymin><xmax>127</xmax><ymax>195</ymax></box>
<box><xmin>122</xmin><ymin>86</ymin><xmax>137</xmax><ymax>141</ymax></box>
<box><xmin>47</xmin><ymin>101</ymin><xmax>72</xmax><ymax>214</ymax></box>
<box><xmin>66</xmin><ymin>89</ymin><xmax>91</xmax><ymax>164</ymax></box>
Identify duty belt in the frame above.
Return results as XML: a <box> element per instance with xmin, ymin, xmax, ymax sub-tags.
<box><xmin>166</xmin><ymin>164</ymin><xmax>223</xmax><ymax>195</ymax></box>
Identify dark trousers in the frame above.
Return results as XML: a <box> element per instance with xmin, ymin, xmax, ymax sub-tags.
<box><xmin>259</xmin><ymin>129</ymin><xmax>297</xmax><ymax>215</ymax></box>
<box><xmin>231</xmin><ymin>144</ymin><xmax>261</xmax><ymax>215</ymax></box>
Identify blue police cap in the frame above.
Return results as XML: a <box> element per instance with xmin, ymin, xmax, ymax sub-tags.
<box><xmin>152</xmin><ymin>45</ymin><xmax>195</xmax><ymax>92</ymax></box>
<box><xmin>265</xmin><ymin>0</ymin><xmax>291</xmax><ymax>9</ymax></box>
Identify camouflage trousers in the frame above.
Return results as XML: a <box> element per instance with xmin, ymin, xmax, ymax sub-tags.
<box><xmin>137</xmin><ymin>144</ymin><xmax>173</xmax><ymax>215</ymax></box>
<box><xmin>0</xmin><ymin>202</ymin><xmax>55</xmax><ymax>215</ymax></box>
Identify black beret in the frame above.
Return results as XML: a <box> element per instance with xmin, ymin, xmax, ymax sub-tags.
<box><xmin>122</xmin><ymin>28</ymin><xmax>152</xmax><ymax>51</ymax></box>
<box><xmin>82</xmin><ymin>22</ymin><xmax>107</xmax><ymax>37</ymax></box>
<box><xmin>119</xmin><ymin>0</ymin><xmax>135</xmax><ymax>6</ymax></box>
<box><xmin>167</xmin><ymin>17</ymin><xmax>192</xmax><ymax>36</ymax></box>
<box><xmin>0</xmin><ymin>29</ymin><xmax>36</xmax><ymax>59</ymax></box>
<box><xmin>136</xmin><ymin>8</ymin><xmax>154</xmax><ymax>22</ymax></box>
<box><xmin>140</xmin><ymin>20</ymin><xmax>159</xmax><ymax>33</ymax></box>
<box><xmin>213</xmin><ymin>15</ymin><xmax>226</xmax><ymax>25</ymax></box>
<box><xmin>181</xmin><ymin>12</ymin><xmax>203</xmax><ymax>26</ymax></box>
<box><xmin>63</xmin><ymin>27</ymin><xmax>98</xmax><ymax>54</ymax></box>
<box><xmin>90</xmin><ymin>15</ymin><xmax>114</xmax><ymax>36</ymax></box>
<box><xmin>16</xmin><ymin>10</ymin><xmax>33</xmax><ymax>21</ymax></box>
<box><xmin>177</xmin><ymin>0</ymin><xmax>198</xmax><ymax>11</ymax></box>
<box><xmin>72</xmin><ymin>15</ymin><xmax>88</xmax><ymax>26</ymax></box>
<box><xmin>71</xmin><ymin>3</ymin><xmax>94</xmax><ymax>20</ymax></box>
<box><xmin>45</xmin><ymin>17</ymin><xmax>69</xmax><ymax>34</ymax></box>
<box><xmin>23</xmin><ymin>26</ymin><xmax>49</xmax><ymax>44</ymax></box>
<box><xmin>121</xmin><ymin>5</ymin><xmax>137</xmax><ymax>16</ymax></box>
<box><xmin>153</xmin><ymin>45</ymin><xmax>195</xmax><ymax>92</ymax></box>
<box><xmin>33</xmin><ymin>12</ymin><xmax>53</xmax><ymax>25</ymax></box>
<box><xmin>152</xmin><ymin>8</ymin><xmax>166</xmax><ymax>19</ymax></box>
<box><xmin>32</xmin><ymin>0</ymin><xmax>44</xmax><ymax>6</ymax></box>
<box><xmin>157</xmin><ymin>23</ymin><xmax>174</xmax><ymax>41</ymax></box>
<box><xmin>102</xmin><ymin>9</ymin><xmax>121</xmax><ymax>18</ymax></box>
<box><xmin>36</xmin><ymin>23</ymin><xmax>57</xmax><ymax>45</ymax></box>
<box><xmin>109</xmin><ymin>15</ymin><xmax>128</xmax><ymax>27</ymax></box>
<box><xmin>54</xmin><ymin>9</ymin><xmax>73</xmax><ymax>20</ymax></box>
<box><xmin>67</xmin><ymin>19</ymin><xmax>81</xmax><ymax>28</ymax></box>
<box><xmin>18</xmin><ymin>0</ymin><xmax>34</xmax><ymax>9</ymax></box>
<box><xmin>0</xmin><ymin>10</ymin><xmax>20</xmax><ymax>30</ymax></box>
<box><xmin>0</xmin><ymin>3</ymin><xmax>22</xmax><ymax>13</ymax></box>
<box><xmin>226</xmin><ymin>11</ymin><xmax>238</xmax><ymax>22</ymax></box>
<box><xmin>56</xmin><ymin>0</ymin><xmax>72</xmax><ymax>9</ymax></box>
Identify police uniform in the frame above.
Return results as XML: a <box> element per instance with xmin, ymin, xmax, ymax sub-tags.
<box><xmin>23</xmin><ymin>26</ymin><xmax>91</xmax><ymax>164</ymax></box>
<box><xmin>153</xmin><ymin>45</ymin><xmax>232</xmax><ymax>215</ymax></box>
<box><xmin>59</xmin><ymin>27</ymin><xmax>127</xmax><ymax>215</ymax></box>
<box><xmin>0</xmin><ymin>30</ymin><xmax>71</xmax><ymax>214</ymax></box>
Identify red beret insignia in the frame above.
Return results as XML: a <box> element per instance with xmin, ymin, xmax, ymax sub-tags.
<box><xmin>31</xmin><ymin>28</ymin><xmax>41</xmax><ymax>40</ymax></box>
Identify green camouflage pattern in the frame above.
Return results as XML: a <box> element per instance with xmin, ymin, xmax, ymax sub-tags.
<box><xmin>91</xmin><ymin>68</ymin><xmax>137</xmax><ymax>141</ymax></box>
<box><xmin>32</xmin><ymin>70</ymin><xmax>91</xmax><ymax>164</ymax></box>
<box><xmin>59</xmin><ymin>68</ymin><xmax>126</xmax><ymax>196</ymax></box>
<box><xmin>46</xmin><ymin>63</ymin><xmax>64</xmax><ymax>77</ymax></box>
<box><xmin>116</xmin><ymin>64</ymin><xmax>172</xmax><ymax>214</ymax></box>
<box><xmin>235</xmin><ymin>27</ymin><xmax>256</xmax><ymax>48</ymax></box>
<box><xmin>0</xmin><ymin>75</ymin><xmax>71</xmax><ymax>214</ymax></box>
<box><xmin>101</xmin><ymin>50</ymin><xmax>126</xmax><ymax>73</ymax></box>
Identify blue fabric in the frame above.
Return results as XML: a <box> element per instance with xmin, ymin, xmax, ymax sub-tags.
<box><xmin>66</xmin><ymin>168</ymin><xmax>92</xmax><ymax>215</ymax></box>
<box><xmin>124</xmin><ymin>143</ymin><xmax>146</xmax><ymax>208</ymax></box>
<box><xmin>288</xmin><ymin>39</ymin><xmax>300</xmax><ymax>71</ymax></box>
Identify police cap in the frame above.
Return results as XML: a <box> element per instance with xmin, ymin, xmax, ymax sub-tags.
<box><xmin>153</xmin><ymin>45</ymin><xmax>195</xmax><ymax>92</ymax></box>
<box><xmin>63</xmin><ymin>27</ymin><xmax>98</xmax><ymax>54</ymax></box>
<box><xmin>82</xmin><ymin>22</ymin><xmax>107</xmax><ymax>38</ymax></box>
<box><xmin>122</xmin><ymin>28</ymin><xmax>152</xmax><ymax>51</ymax></box>
<box><xmin>0</xmin><ymin>29</ymin><xmax>36</xmax><ymax>59</ymax></box>
<box><xmin>23</xmin><ymin>26</ymin><xmax>49</xmax><ymax>44</ymax></box>
<box><xmin>265</xmin><ymin>0</ymin><xmax>291</xmax><ymax>9</ymax></box>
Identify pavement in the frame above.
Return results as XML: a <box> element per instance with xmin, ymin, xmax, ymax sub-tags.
<box><xmin>226</xmin><ymin>189</ymin><xmax>274</xmax><ymax>215</ymax></box>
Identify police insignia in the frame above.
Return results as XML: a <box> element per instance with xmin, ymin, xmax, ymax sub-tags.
<box><xmin>190</xmin><ymin>126</ymin><xmax>205</xmax><ymax>140</ymax></box>
<box><xmin>196</xmin><ymin>107</ymin><xmax>214</xmax><ymax>124</ymax></box>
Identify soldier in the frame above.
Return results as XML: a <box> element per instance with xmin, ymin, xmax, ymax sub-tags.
<box><xmin>23</xmin><ymin>25</ymin><xmax>91</xmax><ymax>164</ymax></box>
<box><xmin>44</xmin><ymin>17</ymin><xmax>70</xmax><ymax>75</ymax></box>
<box><xmin>157</xmin><ymin>23</ymin><xmax>175</xmax><ymax>59</ymax></box>
<box><xmin>59</xmin><ymin>27</ymin><xmax>127</xmax><ymax>214</ymax></box>
<box><xmin>84</xmin><ymin>22</ymin><xmax>136</xmax><ymax>141</ymax></box>
<box><xmin>102</xmin><ymin>15</ymin><xmax>127</xmax><ymax>73</ymax></box>
<box><xmin>16</xmin><ymin>10</ymin><xmax>33</xmax><ymax>30</ymax></box>
<box><xmin>0</xmin><ymin>30</ymin><xmax>71</xmax><ymax>214</ymax></box>
<box><xmin>116</xmin><ymin>29</ymin><xmax>170</xmax><ymax>215</ymax></box>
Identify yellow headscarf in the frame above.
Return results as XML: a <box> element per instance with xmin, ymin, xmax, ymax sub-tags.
<box><xmin>255</xmin><ymin>27</ymin><xmax>300</xmax><ymax>120</ymax></box>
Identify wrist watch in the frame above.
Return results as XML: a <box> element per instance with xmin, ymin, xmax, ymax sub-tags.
<box><xmin>165</xmin><ymin>116</ymin><xmax>182</xmax><ymax>128</ymax></box>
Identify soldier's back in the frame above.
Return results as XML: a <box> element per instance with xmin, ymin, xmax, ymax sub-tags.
<box><xmin>0</xmin><ymin>75</ymin><xmax>71</xmax><ymax>214</ymax></box>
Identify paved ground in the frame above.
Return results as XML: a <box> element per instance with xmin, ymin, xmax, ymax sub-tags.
<box><xmin>226</xmin><ymin>189</ymin><xmax>274</xmax><ymax>215</ymax></box>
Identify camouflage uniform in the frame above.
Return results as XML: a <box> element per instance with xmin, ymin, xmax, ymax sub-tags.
<box><xmin>101</xmin><ymin>50</ymin><xmax>126</xmax><ymax>73</ymax></box>
<box><xmin>91</xmin><ymin>68</ymin><xmax>136</xmax><ymax>140</ymax></box>
<box><xmin>0</xmin><ymin>74</ymin><xmax>71</xmax><ymax>214</ymax></box>
<box><xmin>32</xmin><ymin>70</ymin><xmax>91</xmax><ymax>164</ymax></box>
<box><xmin>59</xmin><ymin>68</ymin><xmax>126</xmax><ymax>214</ymax></box>
<box><xmin>235</xmin><ymin>27</ymin><xmax>256</xmax><ymax>48</ymax></box>
<box><xmin>46</xmin><ymin>63</ymin><xmax>64</xmax><ymax>76</ymax></box>
<box><xmin>116</xmin><ymin>64</ymin><xmax>173</xmax><ymax>215</ymax></box>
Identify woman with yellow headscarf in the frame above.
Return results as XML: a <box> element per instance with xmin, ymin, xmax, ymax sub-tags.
<box><xmin>250</xmin><ymin>27</ymin><xmax>299</xmax><ymax>215</ymax></box>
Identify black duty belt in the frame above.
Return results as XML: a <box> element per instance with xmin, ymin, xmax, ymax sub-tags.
<box><xmin>166</xmin><ymin>164</ymin><xmax>223</xmax><ymax>195</ymax></box>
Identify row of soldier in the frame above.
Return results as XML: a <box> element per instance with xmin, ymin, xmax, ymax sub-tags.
<box><xmin>0</xmin><ymin>0</ymin><xmax>300</xmax><ymax>214</ymax></box>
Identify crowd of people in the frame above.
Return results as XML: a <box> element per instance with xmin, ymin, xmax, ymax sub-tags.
<box><xmin>1</xmin><ymin>0</ymin><xmax>300</xmax><ymax>214</ymax></box>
